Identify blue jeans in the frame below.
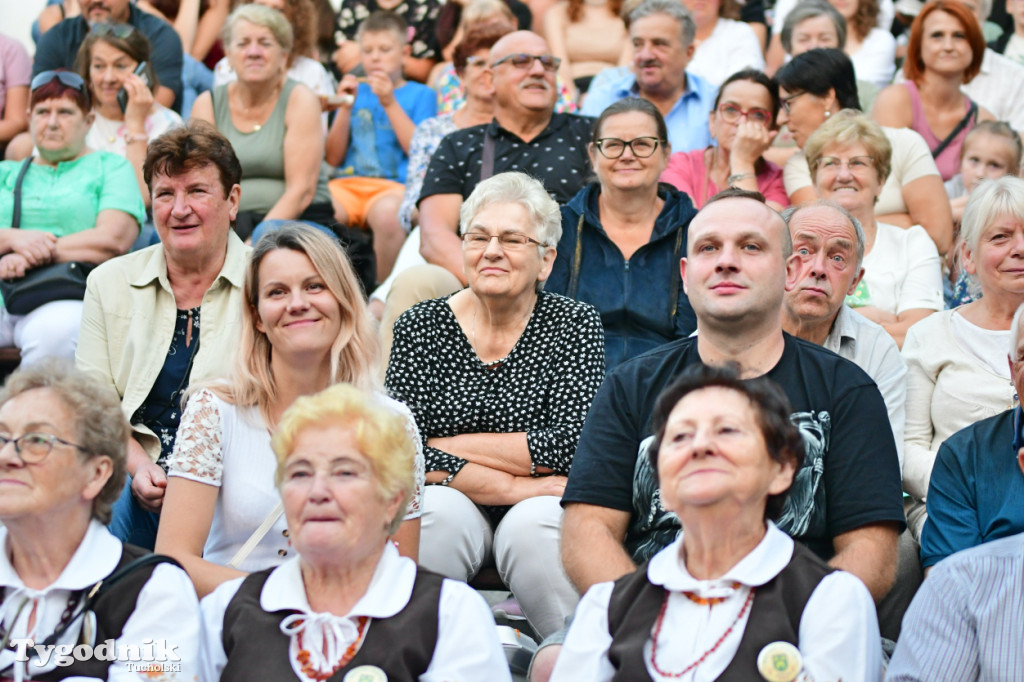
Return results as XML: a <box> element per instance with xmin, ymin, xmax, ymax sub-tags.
<box><xmin>181</xmin><ymin>54</ymin><xmax>214</xmax><ymax>119</ymax></box>
<box><xmin>108</xmin><ymin>475</ymin><xmax>160</xmax><ymax>550</ymax></box>
<box><xmin>251</xmin><ymin>219</ymin><xmax>336</xmax><ymax>244</ymax></box>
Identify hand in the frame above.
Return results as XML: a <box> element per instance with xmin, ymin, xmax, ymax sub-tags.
<box><xmin>0</xmin><ymin>253</ymin><xmax>30</xmax><ymax>280</ymax></box>
<box><xmin>131</xmin><ymin>460</ymin><xmax>168</xmax><ymax>512</ymax></box>
<box><xmin>518</xmin><ymin>474</ymin><xmax>568</xmax><ymax>499</ymax></box>
<box><xmin>729</xmin><ymin>119</ymin><xmax>776</xmax><ymax>168</ymax></box>
<box><xmin>7</xmin><ymin>230</ymin><xmax>56</xmax><ymax>266</ymax></box>
<box><xmin>334</xmin><ymin>74</ymin><xmax>360</xmax><ymax>109</ymax></box>
<box><xmin>366</xmin><ymin>71</ymin><xmax>395</xmax><ymax>107</ymax></box>
<box><xmin>122</xmin><ymin>73</ymin><xmax>154</xmax><ymax>129</ymax></box>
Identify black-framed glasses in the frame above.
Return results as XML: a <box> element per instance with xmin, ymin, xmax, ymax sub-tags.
<box><xmin>780</xmin><ymin>91</ymin><xmax>806</xmax><ymax>115</ymax></box>
<box><xmin>90</xmin><ymin>22</ymin><xmax>137</xmax><ymax>39</ymax></box>
<box><xmin>594</xmin><ymin>136</ymin><xmax>662</xmax><ymax>159</ymax></box>
<box><xmin>490</xmin><ymin>53</ymin><xmax>561</xmax><ymax>72</ymax></box>
<box><xmin>0</xmin><ymin>432</ymin><xmax>90</xmax><ymax>464</ymax></box>
<box><xmin>462</xmin><ymin>231</ymin><xmax>548</xmax><ymax>250</ymax></box>
<box><xmin>30</xmin><ymin>70</ymin><xmax>87</xmax><ymax>94</ymax></box>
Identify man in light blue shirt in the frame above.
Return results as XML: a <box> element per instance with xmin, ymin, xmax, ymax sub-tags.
<box><xmin>581</xmin><ymin>0</ymin><xmax>717</xmax><ymax>153</ymax></box>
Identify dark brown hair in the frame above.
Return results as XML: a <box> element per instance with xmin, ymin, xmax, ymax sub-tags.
<box><xmin>143</xmin><ymin>120</ymin><xmax>243</xmax><ymax>197</ymax></box>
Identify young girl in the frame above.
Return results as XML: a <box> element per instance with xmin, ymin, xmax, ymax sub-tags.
<box><xmin>946</xmin><ymin>121</ymin><xmax>1023</xmax><ymax>305</ymax></box>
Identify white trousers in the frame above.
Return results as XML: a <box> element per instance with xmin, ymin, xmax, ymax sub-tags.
<box><xmin>0</xmin><ymin>299</ymin><xmax>83</xmax><ymax>365</ymax></box>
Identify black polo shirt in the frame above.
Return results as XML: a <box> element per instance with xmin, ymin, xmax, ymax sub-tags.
<box><xmin>33</xmin><ymin>4</ymin><xmax>184</xmax><ymax>112</ymax></box>
<box><xmin>418</xmin><ymin>113</ymin><xmax>594</xmax><ymax>204</ymax></box>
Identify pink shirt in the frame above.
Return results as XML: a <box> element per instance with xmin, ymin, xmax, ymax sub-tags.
<box><xmin>0</xmin><ymin>35</ymin><xmax>31</xmax><ymax>117</ymax></box>
<box><xmin>660</xmin><ymin>147</ymin><xmax>789</xmax><ymax>208</ymax></box>
<box><xmin>904</xmin><ymin>80</ymin><xmax>975</xmax><ymax>182</ymax></box>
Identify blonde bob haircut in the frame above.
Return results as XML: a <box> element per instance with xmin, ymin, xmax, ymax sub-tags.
<box><xmin>805</xmin><ymin>109</ymin><xmax>891</xmax><ymax>187</ymax></box>
<box><xmin>272</xmin><ymin>384</ymin><xmax>415</xmax><ymax>534</ymax></box>
<box><xmin>202</xmin><ymin>223</ymin><xmax>380</xmax><ymax>423</ymax></box>
<box><xmin>223</xmin><ymin>4</ymin><xmax>295</xmax><ymax>56</ymax></box>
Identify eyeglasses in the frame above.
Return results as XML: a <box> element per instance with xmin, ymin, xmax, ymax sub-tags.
<box><xmin>717</xmin><ymin>103</ymin><xmax>772</xmax><ymax>126</ymax></box>
<box><xmin>90</xmin><ymin>22</ymin><xmax>136</xmax><ymax>39</ymax></box>
<box><xmin>462</xmin><ymin>231</ymin><xmax>548</xmax><ymax>250</ymax></box>
<box><xmin>0</xmin><ymin>432</ymin><xmax>90</xmax><ymax>464</ymax></box>
<box><xmin>780</xmin><ymin>91</ymin><xmax>806</xmax><ymax>115</ymax></box>
<box><xmin>490</xmin><ymin>53</ymin><xmax>562</xmax><ymax>72</ymax></box>
<box><xmin>815</xmin><ymin>156</ymin><xmax>874</xmax><ymax>173</ymax></box>
<box><xmin>594</xmin><ymin>136</ymin><xmax>662</xmax><ymax>159</ymax></box>
<box><xmin>465</xmin><ymin>56</ymin><xmax>488</xmax><ymax>68</ymax></box>
<box><xmin>30</xmin><ymin>70</ymin><xmax>87</xmax><ymax>94</ymax></box>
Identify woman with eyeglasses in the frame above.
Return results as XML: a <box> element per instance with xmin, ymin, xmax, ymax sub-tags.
<box><xmin>662</xmin><ymin>70</ymin><xmax>787</xmax><ymax>212</ymax></box>
<box><xmin>0</xmin><ymin>70</ymin><xmax>144</xmax><ymax>366</ymax></box>
<box><xmin>807</xmin><ymin>110</ymin><xmax>943</xmax><ymax>348</ymax></box>
<box><xmin>385</xmin><ymin>171</ymin><xmax>605</xmax><ymax>639</ymax></box>
<box><xmin>774</xmin><ymin>47</ymin><xmax>954</xmax><ymax>256</ymax></box>
<box><xmin>546</xmin><ymin>97</ymin><xmax>697</xmax><ymax>371</ymax></box>
<box><xmin>75</xmin><ymin>24</ymin><xmax>183</xmax><ymax>208</ymax></box>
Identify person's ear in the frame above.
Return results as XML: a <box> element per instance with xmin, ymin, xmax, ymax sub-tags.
<box><xmin>227</xmin><ymin>184</ymin><xmax>241</xmax><ymax>221</ymax></box>
<box><xmin>680</xmin><ymin>257</ymin><xmax>689</xmax><ymax>295</ymax></box>
<box><xmin>402</xmin><ymin>43</ymin><xmax>412</xmax><ymax>60</ymax></box>
<box><xmin>961</xmin><ymin>239</ymin><xmax>977</xmax><ymax>276</ymax></box>
<box><xmin>81</xmin><ymin>455</ymin><xmax>113</xmax><ymax>504</ymax></box>
<box><xmin>847</xmin><ymin>266</ymin><xmax>865</xmax><ymax>295</ymax></box>
<box><xmin>784</xmin><ymin>252</ymin><xmax>801</xmax><ymax>292</ymax></box>
<box><xmin>823</xmin><ymin>87</ymin><xmax>837</xmax><ymax>114</ymax></box>
<box><xmin>768</xmin><ymin>456</ymin><xmax>797</xmax><ymax>496</ymax></box>
<box><xmin>1017</xmin><ymin>447</ymin><xmax>1024</xmax><ymax>478</ymax></box>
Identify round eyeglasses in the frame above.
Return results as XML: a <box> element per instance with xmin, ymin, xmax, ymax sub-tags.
<box><xmin>594</xmin><ymin>137</ymin><xmax>662</xmax><ymax>159</ymax></box>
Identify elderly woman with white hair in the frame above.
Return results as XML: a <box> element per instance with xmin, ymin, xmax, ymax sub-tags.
<box><xmin>902</xmin><ymin>175</ymin><xmax>1024</xmax><ymax>540</ymax></box>
<box><xmin>385</xmin><ymin>171</ymin><xmax>606</xmax><ymax>639</ymax></box>
<box><xmin>199</xmin><ymin>383</ymin><xmax>510</xmax><ymax>681</ymax></box>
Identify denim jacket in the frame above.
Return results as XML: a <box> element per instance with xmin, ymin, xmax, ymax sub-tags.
<box><xmin>548</xmin><ymin>182</ymin><xmax>697</xmax><ymax>370</ymax></box>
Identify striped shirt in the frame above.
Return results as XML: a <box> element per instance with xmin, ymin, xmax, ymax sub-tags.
<box><xmin>887</xmin><ymin>533</ymin><xmax>1024</xmax><ymax>681</ymax></box>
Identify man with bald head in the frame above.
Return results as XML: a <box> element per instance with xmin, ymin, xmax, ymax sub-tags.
<box><xmin>417</xmin><ymin>30</ymin><xmax>592</xmax><ymax>280</ymax></box>
<box><xmin>782</xmin><ymin>201</ymin><xmax>907</xmax><ymax>466</ymax></box>
<box><xmin>561</xmin><ymin>189</ymin><xmax>905</xmax><ymax>606</ymax></box>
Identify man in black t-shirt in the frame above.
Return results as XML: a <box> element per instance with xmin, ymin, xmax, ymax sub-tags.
<box><xmin>560</xmin><ymin>189</ymin><xmax>905</xmax><ymax>603</ymax></box>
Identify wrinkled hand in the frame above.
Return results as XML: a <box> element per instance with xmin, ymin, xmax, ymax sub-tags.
<box><xmin>0</xmin><ymin>253</ymin><xmax>31</xmax><ymax>280</ymax></box>
<box><xmin>7</xmin><ymin>230</ymin><xmax>56</xmax><ymax>267</ymax></box>
<box><xmin>730</xmin><ymin>119</ymin><xmax>776</xmax><ymax>168</ymax></box>
<box><xmin>521</xmin><ymin>474</ymin><xmax>568</xmax><ymax>498</ymax></box>
<box><xmin>122</xmin><ymin>72</ymin><xmax>154</xmax><ymax>129</ymax></box>
<box><xmin>131</xmin><ymin>460</ymin><xmax>168</xmax><ymax>512</ymax></box>
<box><xmin>367</xmin><ymin>71</ymin><xmax>395</xmax><ymax>107</ymax></box>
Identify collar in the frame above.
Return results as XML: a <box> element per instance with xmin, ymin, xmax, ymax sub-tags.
<box><xmin>1012</xmin><ymin>405</ymin><xmax>1024</xmax><ymax>453</ymax></box>
<box><xmin>262</xmin><ymin>543</ymin><xmax>417</xmax><ymax>619</ymax></box>
<box><xmin>625</xmin><ymin>72</ymin><xmax>695</xmax><ymax>102</ymax></box>
<box><xmin>823</xmin><ymin>304</ymin><xmax>858</xmax><ymax>354</ymax></box>
<box><xmin>130</xmin><ymin>230</ymin><xmax>248</xmax><ymax>290</ymax></box>
<box><xmin>0</xmin><ymin>520</ymin><xmax>122</xmax><ymax>594</ymax></box>
<box><xmin>486</xmin><ymin>112</ymin><xmax>564</xmax><ymax>142</ymax></box>
<box><xmin>647</xmin><ymin>521</ymin><xmax>793</xmax><ymax>593</ymax></box>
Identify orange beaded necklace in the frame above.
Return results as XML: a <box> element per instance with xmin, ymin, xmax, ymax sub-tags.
<box><xmin>294</xmin><ymin>615</ymin><xmax>370</xmax><ymax>681</ymax></box>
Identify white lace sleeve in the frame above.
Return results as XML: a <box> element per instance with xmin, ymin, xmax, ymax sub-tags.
<box><xmin>381</xmin><ymin>395</ymin><xmax>425</xmax><ymax>520</ymax></box>
<box><xmin>167</xmin><ymin>388</ymin><xmax>225</xmax><ymax>486</ymax></box>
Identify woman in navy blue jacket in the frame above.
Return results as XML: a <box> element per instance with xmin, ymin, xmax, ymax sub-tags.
<box><xmin>547</xmin><ymin>97</ymin><xmax>698</xmax><ymax>370</ymax></box>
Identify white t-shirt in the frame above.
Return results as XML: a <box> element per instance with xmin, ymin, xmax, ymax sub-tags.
<box><xmin>848</xmin><ymin>223</ymin><xmax>944</xmax><ymax>315</ymax></box>
<box><xmin>852</xmin><ymin>28</ymin><xmax>896</xmax><ymax>89</ymax></box>
<box><xmin>951</xmin><ymin>312</ymin><xmax>1012</xmax><ymax>379</ymax></box>
<box><xmin>86</xmin><ymin>103</ymin><xmax>183</xmax><ymax>156</ymax></box>
<box><xmin>1004</xmin><ymin>33</ymin><xmax>1024</xmax><ymax>67</ymax></box>
<box><xmin>688</xmin><ymin>19</ymin><xmax>765</xmax><ymax>87</ymax></box>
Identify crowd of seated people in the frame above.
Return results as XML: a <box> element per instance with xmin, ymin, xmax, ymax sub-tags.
<box><xmin>8</xmin><ymin>0</ymin><xmax>1024</xmax><ymax>679</ymax></box>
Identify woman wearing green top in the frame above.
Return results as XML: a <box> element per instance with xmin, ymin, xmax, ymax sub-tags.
<box><xmin>0</xmin><ymin>70</ymin><xmax>143</xmax><ymax>365</ymax></box>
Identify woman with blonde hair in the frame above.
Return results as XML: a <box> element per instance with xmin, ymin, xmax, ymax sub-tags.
<box><xmin>156</xmin><ymin>224</ymin><xmax>424</xmax><ymax>597</ymax></box>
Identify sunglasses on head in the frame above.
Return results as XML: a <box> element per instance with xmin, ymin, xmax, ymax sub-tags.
<box><xmin>90</xmin><ymin>22</ymin><xmax>137</xmax><ymax>39</ymax></box>
<box><xmin>30</xmin><ymin>70</ymin><xmax>87</xmax><ymax>94</ymax></box>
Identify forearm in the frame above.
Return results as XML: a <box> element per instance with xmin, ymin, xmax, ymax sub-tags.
<box><xmin>829</xmin><ymin>525</ymin><xmax>899</xmax><ymax>602</ymax></box>
<box><xmin>126</xmin><ymin>437</ymin><xmax>153</xmax><ymax>475</ymax></box>
<box><xmin>325</xmin><ymin>111</ymin><xmax>352</xmax><ymax>166</ymax></box>
<box><xmin>165</xmin><ymin>546</ymin><xmax>247</xmax><ymax>598</ymax></box>
<box><xmin>383</xmin><ymin>101</ymin><xmax>417</xmax><ymax>153</ymax></box>
<box><xmin>561</xmin><ymin>504</ymin><xmax>636</xmax><ymax>593</ymax></box>
<box><xmin>124</xmin><ymin>139</ymin><xmax>151</xmax><ymax>208</ymax></box>
<box><xmin>54</xmin><ymin>230</ymin><xmax>131</xmax><ymax>264</ymax></box>
<box><xmin>434</xmin><ymin>462</ymin><xmax>549</xmax><ymax>506</ymax></box>
<box><xmin>263</xmin><ymin>183</ymin><xmax>316</xmax><ymax>221</ymax></box>
<box><xmin>429</xmin><ymin>432</ymin><xmax>534</xmax><ymax>476</ymax></box>
<box><xmin>173</xmin><ymin>0</ymin><xmax>201</xmax><ymax>53</ymax></box>
<box><xmin>0</xmin><ymin>118</ymin><xmax>27</xmax><ymax>145</ymax></box>
<box><xmin>191</xmin><ymin>0</ymin><xmax>228</xmax><ymax>59</ymax></box>
<box><xmin>403</xmin><ymin>56</ymin><xmax>435</xmax><ymax>84</ymax></box>
<box><xmin>155</xmin><ymin>86</ymin><xmax>176</xmax><ymax>110</ymax></box>
<box><xmin>419</xmin><ymin>222</ymin><xmax>466</xmax><ymax>280</ymax></box>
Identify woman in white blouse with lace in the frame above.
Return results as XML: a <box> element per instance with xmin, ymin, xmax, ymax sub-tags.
<box><xmin>551</xmin><ymin>364</ymin><xmax>881</xmax><ymax>682</ymax></box>
<box><xmin>155</xmin><ymin>224</ymin><xmax>424</xmax><ymax>598</ymax></box>
<box><xmin>199</xmin><ymin>383</ymin><xmax>509</xmax><ymax>682</ymax></box>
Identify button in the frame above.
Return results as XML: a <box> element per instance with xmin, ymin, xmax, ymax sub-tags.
<box><xmin>282</xmin><ymin>529</ymin><xmax>289</xmax><ymax>538</ymax></box>
<box><xmin>277</xmin><ymin>549</ymin><xmax>287</xmax><ymax>557</ymax></box>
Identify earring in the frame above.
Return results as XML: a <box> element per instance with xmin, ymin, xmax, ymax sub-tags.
<box><xmin>824</xmin><ymin>110</ymin><xmax>831</xmax><ymax>118</ymax></box>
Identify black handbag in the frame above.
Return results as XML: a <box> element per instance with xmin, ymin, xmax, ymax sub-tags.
<box><xmin>0</xmin><ymin>156</ymin><xmax>94</xmax><ymax>315</ymax></box>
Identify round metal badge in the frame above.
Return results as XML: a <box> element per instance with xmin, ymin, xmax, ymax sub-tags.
<box><xmin>756</xmin><ymin>641</ymin><xmax>803</xmax><ymax>681</ymax></box>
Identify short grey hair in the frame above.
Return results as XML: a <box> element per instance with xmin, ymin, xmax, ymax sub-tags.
<box><xmin>1011</xmin><ymin>301</ymin><xmax>1024</xmax><ymax>359</ymax></box>
<box><xmin>0</xmin><ymin>359</ymin><xmax>129</xmax><ymax>525</ymax></box>
<box><xmin>222</xmin><ymin>4</ymin><xmax>294</xmax><ymax>54</ymax></box>
<box><xmin>628</xmin><ymin>0</ymin><xmax>696</xmax><ymax>48</ymax></box>
<box><xmin>781</xmin><ymin>0</ymin><xmax>847</xmax><ymax>53</ymax></box>
<box><xmin>459</xmin><ymin>171</ymin><xmax>562</xmax><ymax>247</ymax></box>
<box><xmin>781</xmin><ymin>199</ymin><xmax>865</xmax><ymax>269</ymax></box>
<box><xmin>960</xmin><ymin>176</ymin><xmax>1024</xmax><ymax>253</ymax></box>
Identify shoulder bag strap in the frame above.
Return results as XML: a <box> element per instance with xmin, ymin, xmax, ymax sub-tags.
<box><xmin>480</xmin><ymin>129</ymin><xmax>496</xmax><ymax>182</ymax></box>
<box><xmin>11</xmin><ymin>156</ymin><xmax>34</xmax><ymax>229</ymax></box>
<box><xmin>931</xmin><ymin>100</ymin><xmax>978</xmax><ymax>160</ymax></box>
<box><xmin>567</xmin><ymin>212</ymin><xmax>585</xmax><ymax>299</ymax></box>
<box><xmin>227</xmin><ymin>500</ymin><xmax>284</xmax><ymax>569</ymax></box>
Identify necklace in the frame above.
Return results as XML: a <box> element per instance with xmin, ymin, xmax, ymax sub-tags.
<box><xmin>294</xmin><ymin>615</ymin><xmax>369</xmax><ymax>681</ymax></box>
<box><xmin>649</xmin><ymin>586</ymin><xmax>756</xmax><ymax>678</ymax></box>
<box><xmin>235</xmin><ymin>82</ymin><xmax>282</xmax><ymax>133</ymax></box>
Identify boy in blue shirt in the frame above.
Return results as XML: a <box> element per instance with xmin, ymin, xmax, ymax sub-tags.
<box><xmin>326</xmin><ymin>10</ymin><xmax>437</xmax><ymax>283</ymax></box>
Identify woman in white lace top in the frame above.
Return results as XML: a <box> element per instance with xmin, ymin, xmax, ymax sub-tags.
<box><xmin>155</xmin><ymin>224</ymin><xmax>425</xmax><ymax>597</ymax></box>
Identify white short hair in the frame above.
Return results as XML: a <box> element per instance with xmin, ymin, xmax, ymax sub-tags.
<box><xmin>459</xmin><ymin>171</ymin><xmax>562</xmax><ymax>247</ymax></box>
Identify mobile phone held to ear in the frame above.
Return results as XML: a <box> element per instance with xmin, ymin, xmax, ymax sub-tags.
<box><xmin>117</xmin><ymin>61</ymin><xmax>150</xmax><ymax>114</ymax></box>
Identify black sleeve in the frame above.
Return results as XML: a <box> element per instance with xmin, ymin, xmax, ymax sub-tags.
<box><xmin>506</xmin><ymin>0</ymin><xmax>533</xmax><ymax>30</ymax></box>
<box><xmin>143</xmin><ymin>17</ymin><xmax>184</xmax><ymax>110</ymax></box>
<box><xmin>824</xmin><ymin>380</ymin><xmax>907</xmax><ymax>539</ymax></box>
<box><xmin>562</xmin><ymin>366</ymin><xmax>644</xmax><ymax>512</ymax></box>
<box><xmin>417</xmin><ymin>131</ymin><xmax>470</xmax><ymax>203</ymax></box>
<box><xmin>546</xmin><ymin>206</ymin><xmax>578</xmax><ymax>296</ymax></box>
<box><xmin>740</xmin><ymin>0</ymin><xmax>766</xmax><ymax>25</ymax></box>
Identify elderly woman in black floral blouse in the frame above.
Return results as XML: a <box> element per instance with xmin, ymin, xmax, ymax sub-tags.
<box><xmin>385</xmin><ymin>171</ymin><xmax>605</xmax><ymax>639</ymax></box>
